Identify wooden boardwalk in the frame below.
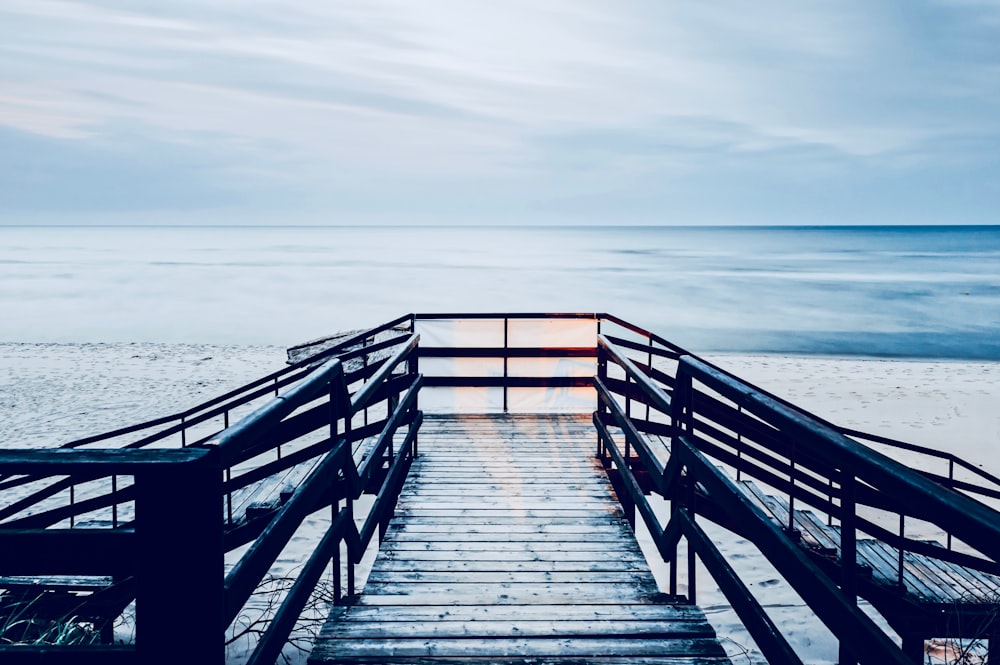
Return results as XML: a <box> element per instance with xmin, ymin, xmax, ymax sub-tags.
<box><xmin>738</xmin><ymin>479</ymin><xmax>1000</xmax><ymax>606</ymax></box>
<box><xmin>310</xmin><ymin>414</ymin><xmax>730</xmax><ymax>664</ymax></box>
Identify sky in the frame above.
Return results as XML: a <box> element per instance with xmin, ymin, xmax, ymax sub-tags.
<box><xmin>1</xmin><ymin>1</ymin><xmax>998</xmax><ymax>226</ymax></box>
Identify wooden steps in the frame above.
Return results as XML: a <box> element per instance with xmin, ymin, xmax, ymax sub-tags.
<box><xmin>738</xmin><ymin>479</ymin><xmax>1000</xmax><ymax>606</ymax></box>
<box><xmin>310</xmin><ymin>414</ymin><xmax>730</xmax><ymax>664</ymax></box>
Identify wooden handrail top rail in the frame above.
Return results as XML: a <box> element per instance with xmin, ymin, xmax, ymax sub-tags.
<box><xmin>209</xmin><ymin>356</ymin><xmax>346</xmax><ymax>462</ymax></box>
<box><xmin>677</xmin><ymin>354</ymin><xmax>1000</xmax><ymax>562</ymax></box>
<box><xmin>350</xmin><ymin>334</ymin><xmax>420</xmax><ymax>414</ymax></box>
<box><xmin>597</xmin><ymin>334</ymin><xmax>672</xmax><ymax>416</ymax></box>
<box><xmin>0</xmin><ymin>446</ymin><xmax>214</xmax><ymax>474</ymax></box>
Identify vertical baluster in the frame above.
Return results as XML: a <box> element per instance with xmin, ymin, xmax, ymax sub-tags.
<box><xmin>346</xmin><ymin>498</ymin><xmax>356</xmax><ymax>598</ymax></box>
<box><xmin>597</xmin><ymin>345</ymin><xmax>608</xmax><ymax>458</ymax></box>
<box><xmin>69</xmin><ymin>483</ymin><xmax>75</xmax><ymax>528</ymax></box>
<box><xmin>686</xmin><ymin>461</ymin><xmax>697</xmax><ymax>604</ymax></box>
<box><xmin>839</xmin><ymin>471</ymin><xmax>858</xmax><ymax>665</ymax></box>
<box><xmin>787</xmin><ymin>459</ymin><xmax>796</xmax><ymax>536</ymax></box>
<box><xmin>947</xmin><ymin>460</ymin><xmax>954</xmax><ymax>550</ymax></box>
<box><xmin>112</xmin><ymin>475</ymin><xmax>118</xmax><ymax>528</ymax></box>
<box><xmin>897</xmin><ymin>514</ymin><xmax>906</xmax><ymax>588</ymax></box>
<box><xmin>828</xmin><ymin>477</ymin><xmax>835</xmax><ymax>526</ymax></box>
<box><xmin>226</xmin><ymin>467</ymin><xmax>233</xmax><ymax>526</ymax></box>
<box><xmin>625</xmin><ymin>370</ymin><xmax>632</xmax><ymax>420</ymax></box>
<box><xmin>363</xmin><ymin>336</ymin><xmax>370</xmax><ymax>427</ymax></box>
<box><xmin>502</xmin><ymin>317</ymin><xmax>509</xmax><ymax>414</ymax></box>
<box><xmin>646</xmin><ymin>335</ymin><xmax>653</xmax><ymax>422</ymax></box>
<box><xmin>330</xmin><ymin>382</ymin><xmax>342</xmax><ymax>604</ymax></box>
<box><xmin>736</xmin><ymin>406</ymin><xmax>743</xmax><ymax>482</ymax></box>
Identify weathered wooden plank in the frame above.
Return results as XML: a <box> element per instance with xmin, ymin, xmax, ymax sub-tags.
<box><xmin>393</xmin><ymin>508</ymin><xmax>626</xmax><ymax>519</ymax></box>
<box><xmin>310</xmin><ymin>657</ymin><xmax>730</xmax><ymax>665</ymax></box>
<box><xmin>387</xmin><ymin>522</ymin><xmax>629</xmax><ymax>533</ymax></box>
<box><xmin>311</xmin><ymin>637</ymin><xmax>727</xmax><ymax>659</ymax></box>
<box><xmin>793</xmin><ymin>509</ymin><xmax>840</xmax><ymax>554</ymax></box>
<box><xmin>312</xmin><ymin>414</ymin><xmax>727</xmax><ymax>664</ymax></box>
<box><xmin>325</xmin><ymin>603</ymin><xmax>708</xmax><ymax>623</ymax></box>
<box><xmin>358</xmin><ymin>590</ymin><xmax>663</xmax><ymax>606</ymax></box>
<box><xmin>382</xmin><ymin>533</ymin><xmax>632</xmax><ymax>544</ymax></box>
<box><xmin>364</xmin><ymin>570</ymin><xmax>662</xmax><ymax>585</ymax></box>
<box><xmin>371</xmin><ymin>559</ymin><xmax>652</xmax><ymax>573</ymax></box>
<box><xmin>319</xmin><ymin>619</ymin><xmax>715</xmax><ymax>639</ymax></box>
<box><xmin>856</xmin><ymin>540</ymin><xmax>937</xmax><ymax>602</ymax></box>
<box><xmin>404</xmin><ymin>479</ymin><xmax>610</xmax><ymax>488</ymax></box>
<box><xmin>399</xmin><ymin>490</ymin><xmax>615</xmax><ymax>499</ymax></box>
<box><xmin>395</xmin><ymin>500</ymin><xmax>615</xmax><ymax>510</ymax></box>
<box><xmin>379</xmin><ymin>543</ymin><xmax>646</xmax><ymax>563</ymax></box>
<box><xmin>388</xmin><ymin>516</ymin><xmax>626</xmax><ymax>526</ymax></box>
<box><xmin>924</xmin><ymin>544</ymin><xmax>1000</xmax><ymax>599</ymax></box>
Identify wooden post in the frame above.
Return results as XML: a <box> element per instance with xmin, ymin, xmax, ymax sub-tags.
<box><xmin>839</xmin><ymin>472</ymin><xmax>858</xmax><ymax>665</ymax></box>
<box><xmin>135</xmin><ymin>448</ymin><xmax>222</xmax><ymax>665</ymax></box>
<box><xmin>503</xmin><ymin>317</ymin><xmax>509</xmax><ymax>413</ymax></box>
<box><xmin>900</xmin><ymin>633</ymin><xmax>924</xmax><ymax>663</ymax></box>
<box><xmin>596</xmin><ymin>345</ymin><xmax>608</xmax><ymax>458</ymax></box>
<box><xmin>409</xmin><ymin>344</ymin><xmax>420</xmax><ymax>457</ymax></box>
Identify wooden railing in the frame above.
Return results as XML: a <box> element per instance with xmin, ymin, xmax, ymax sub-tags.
<box><xmin>595</xmin><ymin>330</ymin><xmax>1000</xmax><ymax>665</ymax></box>
<box><xmin>0</xmin><ymin>447</ymin><xmax>222</xmax><ymax>663</ymax></box>
<box><xmin>414</xmin><ymin>312</ymin><xmax>597</xmax><ymax>412</ymax></box>
<box><xmin>0</xmin><ymin>316</ymin><xmax>422</xmax><ymax>664</ymax></box>
<box><xmin>221</xmin><ymin>333</ymin><xmax>422</xmax><ymax>665</ymax></box>
<box><xmin>4</xmin><ymin>312</ymin><xmax>999</xmax><ymax>664</ymax></box>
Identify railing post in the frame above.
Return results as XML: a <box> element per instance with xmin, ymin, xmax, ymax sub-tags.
<box><xmin>839</xmin><ymin>471</ymin><xmax>858</xmax><ymax>665</ymax></box>
<box><xmin>409</xmin><ymin>346</ymin><xmax>420</xmax><ymax>458</ymax></box>
<box><xmin>596</xmin><ymin>344</ymin><xmax>608</xmax><ymax>458</ymax></box>
<box><xmin>135</xmin><ymin>449</ymin><xmax>222</xmax><ymax>665</ymax></box>
<box><xmin>330</xmin><ymin>382</ymin><xmax>343</xmax><ymax>605</ymax></box>
<box><xmin>947</xmin><ymin>459</ymin><xmax>954</xmax><ymax>550</ymax></box>
<box><xmin>897</xmin><ymin>514</ymin><xmax>905</xmax><ymax>588</ymax></box>
<box><xmin>346</xmin><ymin>498</ymin><xmax>356</xmax><ymax>598</ymax></box>
<box><xmin>787</xmin><ymin>459</ymin><xmax>797</xmax><ymax>537</ymax></box>
<box><xmin>672</xmin><ymin>362</ymin><xmax>692</xmax><ymax>443</ymax></box>
<box><xmin>669</xmin><ymin>367</ymin><xmax>692</xmax><ymax>600</ymax></box>
<box><xmin>503</xmin><ymin>317</ymin><xmax>509</xmax><ymax>413</ymax></box>
<box><xmin>685</xmin><ymin>469</ymin><xmax>697</xmax><ymax>605</ymax></box>
<box><xmin>646</xmin><ymin>334</ymin><xmax>653</xmax><ymax>422</ymax></box>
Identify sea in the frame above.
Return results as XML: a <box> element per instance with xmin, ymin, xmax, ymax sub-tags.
<box><xmin>2</xmin><ymin>224</ymin><xmax>998</xmax><ymax>359</ymax></box>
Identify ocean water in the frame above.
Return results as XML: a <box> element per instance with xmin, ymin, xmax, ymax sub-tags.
<box><xmin>1</xmin><ymin>224</ymin><xmax>999</xmax><ymax>359</ymax></box>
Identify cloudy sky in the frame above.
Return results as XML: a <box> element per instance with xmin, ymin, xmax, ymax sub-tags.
<box><xmin>2</xmin><ymin>1</ymin><xmax>998</xmax><ymax>225</ymax></box>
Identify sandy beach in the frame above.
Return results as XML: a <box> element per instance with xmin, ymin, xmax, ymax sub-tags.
<box><xmin>1</xmin><ymin>343</ymin><xmax>997</xmax><ymax>663</ymax></box>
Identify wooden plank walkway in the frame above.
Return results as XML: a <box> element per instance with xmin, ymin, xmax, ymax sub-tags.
<box><xmin>310</xmin><ymin>414</ymin><xmax>730</xmax><ymax>664</ymax></box>
<box><xmin>738</xmin><ymin>479</ymin><xmax>1000</xmax><ymax>606</ymax></box>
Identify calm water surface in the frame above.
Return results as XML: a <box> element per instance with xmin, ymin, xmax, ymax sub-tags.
<box><xmin>1</xmin><ymin>225</ymin><xmax>998</xmax><ymax>359</ymax></box>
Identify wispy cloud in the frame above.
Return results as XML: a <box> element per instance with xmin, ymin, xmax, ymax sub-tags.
<box><xmin>1</xmin><ymin>1</ymin><xmax>997</xmax><ymax>222</ymax></box>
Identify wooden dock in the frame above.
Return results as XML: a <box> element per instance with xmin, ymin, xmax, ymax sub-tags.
<box><xmin>310</xmin><ymin>414</ymin><xmax>730</xmax><ymax>664</ymax></box>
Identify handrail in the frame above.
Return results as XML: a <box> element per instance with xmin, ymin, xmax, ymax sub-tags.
<box><xmin>350</xmin><ymin>335</ymin><xmax>419</xmax><ymax>414</ymax></box>
<box><xmin>0</xmin><ymin>447</ymin><xmax>222</xmax><ymax>663</ymax></box>
<box><xmin>840</xmin><ymin>426</ymin><xmax>1000</xmax><ymax>496</ymax></box>
<box><xmin>596</xmin><ymin>331</ymin><xmax>1000</xmax><ymax>664</ymax></box>
<box><xmin>678</xmin><ymin>354</ymin><xmax>1000</xmax><ymax>562</ymax></box>
<box><xmin>598</xmin><ymin>335</ymin><xmax>672</xmax><ymax>416</ymax></box>
<box><xmin>211</xmin><ymin>355</ymin><xmax>348</xmax><ymax>464</ymax></box>
<box><xmin>675</xmin><ymin>437</ymin><xmax>909</xmax><ymax>665</ymax></box>
<box><xmin>48</xmin><ymin>314</ymin><xmax>413</xmax><ymax>452</ymax></box>
<box><xmin>219</xmin><ymin>332</ymin><xmax>422</xmax><ymax>656</ymax></box>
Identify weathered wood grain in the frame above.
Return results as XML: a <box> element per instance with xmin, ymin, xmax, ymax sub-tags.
<box><xmin>310</xmin><ymin>414</ymin><xmax>729</xmax><ymax>664</ymax></box>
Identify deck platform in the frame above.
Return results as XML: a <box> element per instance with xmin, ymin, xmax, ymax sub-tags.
<box><xmin>310</xmin><ymin>414</ymin><xmax>730</xmax><ymax>664</ymax></box>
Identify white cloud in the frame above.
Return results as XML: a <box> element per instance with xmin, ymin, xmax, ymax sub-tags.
<box><xmin>1</xmin><ymin>0</ymin><xmax>997</xmax><ymax>221</ymax></box>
